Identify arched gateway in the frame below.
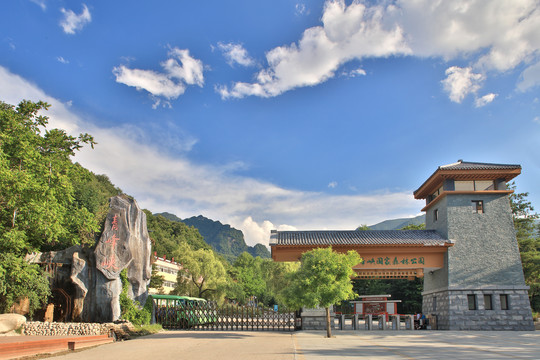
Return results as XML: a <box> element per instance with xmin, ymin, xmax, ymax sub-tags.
<box><xmin>270</xmin><ymin>160</ymin><xmax>535</xmax><ymax>331</ymax></box>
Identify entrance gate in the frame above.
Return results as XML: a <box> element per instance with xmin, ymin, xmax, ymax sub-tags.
<box><xmin>152</xmin><ymin>297</ymin><xmax>295</xmax><ymax>331</ymax></box>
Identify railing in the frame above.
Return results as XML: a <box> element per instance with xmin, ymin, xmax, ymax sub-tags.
<box><xmin>154</xmin><ymin>302</ymin><xmax>296</xmax><ymax>332</ymax></box>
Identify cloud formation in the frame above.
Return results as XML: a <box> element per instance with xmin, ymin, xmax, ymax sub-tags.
<box><xmin>441</xmin><ymin>66</ymin><xmax>483</xmax><ymax>103</ymax></box>
<box><xmin>217</xmin><ymin>42</ymin><xmax>255</xmax><ymax>67</ymax></box>
<box><xmin>113</xmin><ymin>47</ymin><xmax>204</xmax><ymax>108</ymax></box>
<box><xmin>60</xmin><ymin>4</ymin><xmax>91</xmax><ymax>34</ymax></box>
<box><xmin>217</xmin><ymin>0</ymin><xmax>540</xmax><ymax>102</ymax></box>
<box><xmin>0</xmin><ymin>65</ymin><xmax>420</xmax><ymax>247</ymax></box>
<box><xmin>475</xmin><ymin>93</ymin><xmax>497</xmax><ymax>108</ymax></box>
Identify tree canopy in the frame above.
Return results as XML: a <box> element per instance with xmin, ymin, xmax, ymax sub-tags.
<box><xmin>508</xmin><ymin>182</ymin><xmax>540</xmax><ymax>312</ymax></box>
<box><xmin>172</xmin><ymin>243</ymin><xmax>228</xmax><ymax>301</ymax></box>
<box><xmin>283</xmin><ymin>247</ymin><xmax>361</xmax><ymax>337</ymax></box>
<box><xmin>0</xmin><ymin>100</ymin><xmax>120</xmax><ymax>314</ymax></box>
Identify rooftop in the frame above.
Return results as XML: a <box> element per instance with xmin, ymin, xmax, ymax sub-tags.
<box><xmin>439</xmin><ymin>160</ymin><xmax>521</xmax><ymax>171</ymax></box>
<box><xmin>414</xmin><ymin>160</ymin><xmax>521</xmax><ymax>199</ymax></box>
<box><xmin>270</xmin><ymin>230</ymin><xmax>451</xmax><ymax>247</ymax></box>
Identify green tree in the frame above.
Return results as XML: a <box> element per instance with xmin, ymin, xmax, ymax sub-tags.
<box><xmin>0</xmin><ymin>253</ymin><xmax>51</xmax><ymax>315</ymax></box>
<box><xmin>508</xmin><ymin>182</ymin><xmax>540</xmax><ymax>312</ymax></box>
<box><xmin>283</xmin><ymin>247</ymin><xmax>361</xmax><ymax>337</ymax></box>
<box><xmin>232</xmin><ymin>252</ymin><xmax>266</xmax><ymax>300</ymax></box>
<box><xmin>0</xmin><ymin>100</ymin><xmax>97</xmax><ymax>254</ymax></box>
<box><xmin>400</xmin><ymin>223</ymin><xmax>426</xmax><ymax>230</ymax></box>
<box><xmin>173</xmin><ymin>243</ymin><xmax>229</xmax><ymax>301</ymax></box>
<box><xmin>0</xmin><ymin>100</ymin><xmax>97</xmax><ymax>313</ymax></box>
<box><xmin>356</xmin><ymin>224</ymin><xmax>370</xmax><ymax>231</ymax></box>
<box><xmin>148</xmin><ymin>264</ymin><xmax>165</xmax><ymax>294</ymax></box>
<box><xmin>260</xmin><ymin>259</ymin><xmax>299</xmax><ymax>307</ymax></box>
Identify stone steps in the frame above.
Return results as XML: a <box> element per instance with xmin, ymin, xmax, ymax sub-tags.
<box><xmin>0</xmin><ymin>334</ymin><xmax>114</xmax><ymax>360</ymax></box>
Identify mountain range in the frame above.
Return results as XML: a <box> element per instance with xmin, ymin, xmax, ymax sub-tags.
<box><xmin>155</xmin><ymin>212</ymin><xmax>270</xmax><ymax>262</ymax></box>
<box><xmin>368</xmin><ymin>214</ymin><xmax>426</xmax><ymax>230</ymax></box>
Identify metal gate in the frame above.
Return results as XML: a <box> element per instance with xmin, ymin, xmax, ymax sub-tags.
<box><xmin>154</xmin><ymin>301</ymin><xmax>296</xmax><ymax>331</ymax></box>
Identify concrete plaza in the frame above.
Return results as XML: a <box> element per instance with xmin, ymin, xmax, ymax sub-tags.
<box><xmin>40</xmin><ymin>330</ymin><xmax>540</xmax><ymax>360</ymax></box>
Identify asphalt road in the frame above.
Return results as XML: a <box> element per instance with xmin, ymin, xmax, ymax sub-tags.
<box><xmin>40</xmin><ymin>330</ymin><xmax>540</xmax><ymax>360</ymax></box>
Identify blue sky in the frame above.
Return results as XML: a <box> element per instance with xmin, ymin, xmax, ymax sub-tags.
<box><xmin>1</xmin><ymin>0</ymin><xmax>539</xmax><ymax>246</ymax></box>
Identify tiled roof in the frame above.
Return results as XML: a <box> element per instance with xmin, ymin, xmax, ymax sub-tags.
<box><xmin>270</xmin><ymin>230</ymin><xmax>450</xmax><ymax>247</ymax></box>
<box><xmin>439</xmin><ymin>160</ymin><xmax>521</xmax><ymax>171</ymax></box>
<box><xmin>414</xmin><ymin>160</ymin><xmax>521</xmax><ymax>199</ymax></box>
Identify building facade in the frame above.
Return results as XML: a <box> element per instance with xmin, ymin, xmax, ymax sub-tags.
<box><xmin>415</xmin><ymin>161</ymin><xmax>534</xmax><ymax>330</ymax></box>
<box><xmin>271</xmin><ymin>160</ymin><xmax>535</xmax><ymax>331</ymax></box>
<box><xmin>148</xmin><ymin>255</ymin><xmax>182</xmax><ymax>295</ymax></box>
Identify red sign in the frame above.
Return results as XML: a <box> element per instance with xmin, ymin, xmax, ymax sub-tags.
<box><xmin>362</xmin><ymin>297</ymin><xmax>387</xmax><ymax>302</ymax></box>
<box><xmin>364</xmin><ymin>302</ymin><xmax>386</xmax><ymax>315</ymax></box>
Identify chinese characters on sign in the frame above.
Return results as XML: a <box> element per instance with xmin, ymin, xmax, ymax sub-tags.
<box><xmin>359</xmin><ymin>256</ymin><xmax>425</xmax><ymax>266</ymax></box>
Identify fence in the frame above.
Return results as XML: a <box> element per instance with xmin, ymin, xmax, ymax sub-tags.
<box><xmin>154</xmin><ymin>302</ymin><xmax>296</xmax><ymax>331</ymax></box>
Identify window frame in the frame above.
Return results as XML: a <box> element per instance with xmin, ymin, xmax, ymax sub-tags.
<box><xmin>500</xmin><ymin>294</ymin><xmax>509</xmax><ymax>310</ymax></box>
<box><xmin>467</xmin><ymin>294</ymin><xmax>477</xmax><ymax>310</ymax></box>
<box><xmin>484</xmin><ymin>294</ymin><xmax>493</xmax><ymax>310</ymax></box>
<box><xmin>472</xmin><ymin>200</ymin><xmax>484</xmax><ymax>214</ymax></box>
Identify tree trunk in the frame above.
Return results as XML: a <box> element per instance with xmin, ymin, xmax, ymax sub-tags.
<box><xmin>325</xmin><ymin>307</ymin><xmax>332</xmax><ymax>338</ymax></box>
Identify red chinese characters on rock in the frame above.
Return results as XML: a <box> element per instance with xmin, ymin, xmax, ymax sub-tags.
<box><xmin>111</xmin><ymin>214</ymin><xmax>119</xmax><ymax>231</ymax></box>
<box><xmin>101</xmin><ymin>214</ymin><xmax>120</xmax><ymax>272</ymax></box>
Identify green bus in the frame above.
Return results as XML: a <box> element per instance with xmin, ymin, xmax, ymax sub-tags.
<box><xmin>150</xmin><ymin>294</ymin><xmax>217</xmax><ymax>329</ymax></box>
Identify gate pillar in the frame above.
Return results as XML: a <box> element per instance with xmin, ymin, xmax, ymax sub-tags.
<box><xmin>365</xmin><ymin>314</ymin><xmax>373</xmax><ymax>330</ymax></box>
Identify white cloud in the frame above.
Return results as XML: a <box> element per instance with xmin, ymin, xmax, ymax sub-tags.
<box><xmin>217</xmin><ymin>42</ymin><xmax>255</xmax><ymax>67</ymax></box>
<box><xmin>0</xmin><ymin>66</ymin><xmax>421</xmax><ymax>247</ymax></box>
<box><xmin>218</xmin><ymin>0</ymin><xmax>410</xmax><ymax>99</ymax></box>
<box><xmin>57</xmin><ymin>56</ymin><xmax>69</xmax><ymax>64</ymax></box>
<box><xmin>217</xmin><ymin>0</ymin><xmax>540</xmax><ymax>100</ymax></box>
<box><xmin>342</xmin><ymin>67</ymin><xmax>366</xmax><ymax>78</ymax></box>
<box><xmin>328</xmin><ymin>181</ymin><xmax>338</xmax><ymax>188</ymax></box>
<box><xmin>475</xmin><ymin>93</ymin><xmax>498</xmax><ymax>107</ymax></box>
<box><xmin>30</xmin><ymin>0</ymin><xmax>46</xmax><ymax>11</ymax></box>
<box><xmin>113</xmin><ymin>47</ymin><xmax>204</xmax><ymax>108</ymax></box>
<box><xmin>240</xmin><ymin>217</ymin><xmax>298</xmax><ymax>247</ymax></box>
<box><xmin>534</xmin><ymin>116</ymin><xmax>540</xmax><ymax>124</ymax></box>
<box><xmin>441</xmin><ymin>66</ymin><xmax>483</xmax><ymax>103</ymax></box>
<box><xmin>60</xmin><ymin>4</ymin><xmax>91</xmax><ymax>35</ymax></box>
<box><xmin>517</xmin><ymin>61</ymin><xmax>540</xmax><ymax>92</ymax></box>
<box><xmin>295</xmin><ymin>3</ymin><xmax>308</xmax><ymax>16</ymax></box>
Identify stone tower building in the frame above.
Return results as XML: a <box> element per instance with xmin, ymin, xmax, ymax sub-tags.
<box><xmin>415</xmin><ymin>160</ymin><xmax>534</xmax><ymax>330</ymax></box>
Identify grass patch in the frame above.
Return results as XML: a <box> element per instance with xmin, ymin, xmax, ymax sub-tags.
<box><xmin>130</xmin><ymin>324</ymin><xmax>163</xmax><ymax>337</ymax></box>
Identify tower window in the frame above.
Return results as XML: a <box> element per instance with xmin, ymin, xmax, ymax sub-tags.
<box><xmin>484</xmin><ymin>294</ymin><xmax>492</xmax><ymax>310</ymax></box>
<box><xmin>434</xmin><ymin>209</ymin><xmax>439</xmax><ymax>221</ymax></box>
<box><xmin>467</xmin><ymin>294</ymin><xmax>477</xmax><ymax>310</ymax></box>
<box><xmin>500</xmin><ymin>294</ymin><xmax>509</xmax><ymax>310</ymax></box>
<box><xmin>472</xmin><ymin>200</ymin><xmax>484</xmax><ymax>214</ymax></box>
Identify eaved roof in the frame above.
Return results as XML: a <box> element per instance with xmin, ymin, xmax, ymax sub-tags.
<box><xmin>438</xmin><ymin>160</ymin><xmax>521</xmax><ymax>171</ymax></box>
<box><xmin>270</xmin><ymin>230</ymin><xmax>451</xmax><ymax>247</ymax></box>
<box><xmin>414</xmin><ymin>160</ymin><xmax>521</xmax><ymax>199</ymax></box>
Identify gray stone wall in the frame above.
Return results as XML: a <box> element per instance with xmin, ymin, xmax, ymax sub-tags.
<box><xmin>23</xmin><ymin>321</ymin><xmax>112</xmax><ymax>336</ymax></box>
<box><xmin>301</xmin><ymin>307</ymin><xmax>332</xmax><ymax>330</ymax></box>
<box><xmin>445</xmin><ymin>194</ymin><xmax>525</xmax><ymax>287</ymax></box>
<box><xmin>301</xmin><ymin>315</ymin><xmax>328</xmax><ymax>330</ymax></box>
<box><xmin>423</xmin><ymin>288</ymin><xmax>534</xmax><ymax>331</ymax></box>
<box><xmin>423</xmin><ymin>191</ymin><xmax>534</xmax><ymax>331</ymax></box>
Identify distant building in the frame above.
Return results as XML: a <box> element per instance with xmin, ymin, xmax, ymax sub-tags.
<box><xmin>148</xmin><ymin>254</ymin><xmax>183</xmax><ymax>295</ymax></box>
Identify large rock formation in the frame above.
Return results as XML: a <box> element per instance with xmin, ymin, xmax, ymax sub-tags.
<box><xmin>27</xmin><ymin>196</ymin><xmax>152</xmax><ymax>323</ymax></box>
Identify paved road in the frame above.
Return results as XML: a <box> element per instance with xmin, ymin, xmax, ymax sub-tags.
<box><xmin>43</xmin><ymin>330</ymin><xmax>540</xmax><ymax>360</ymax></box>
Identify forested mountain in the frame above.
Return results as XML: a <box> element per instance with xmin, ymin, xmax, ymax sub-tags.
<box><xmin>145</xmin><ymin>212</ymin><xmax>211</xmax><ymax>259</ymax></box>
<box><xmin>368</xmin><ymin>214</ymin><xmax>425</xmax><ymax>230</ymax></box>
<box><xmin>157</xmin><ymin>213</ymin><xmax>270</xmax><ymax>261</ymax></box>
